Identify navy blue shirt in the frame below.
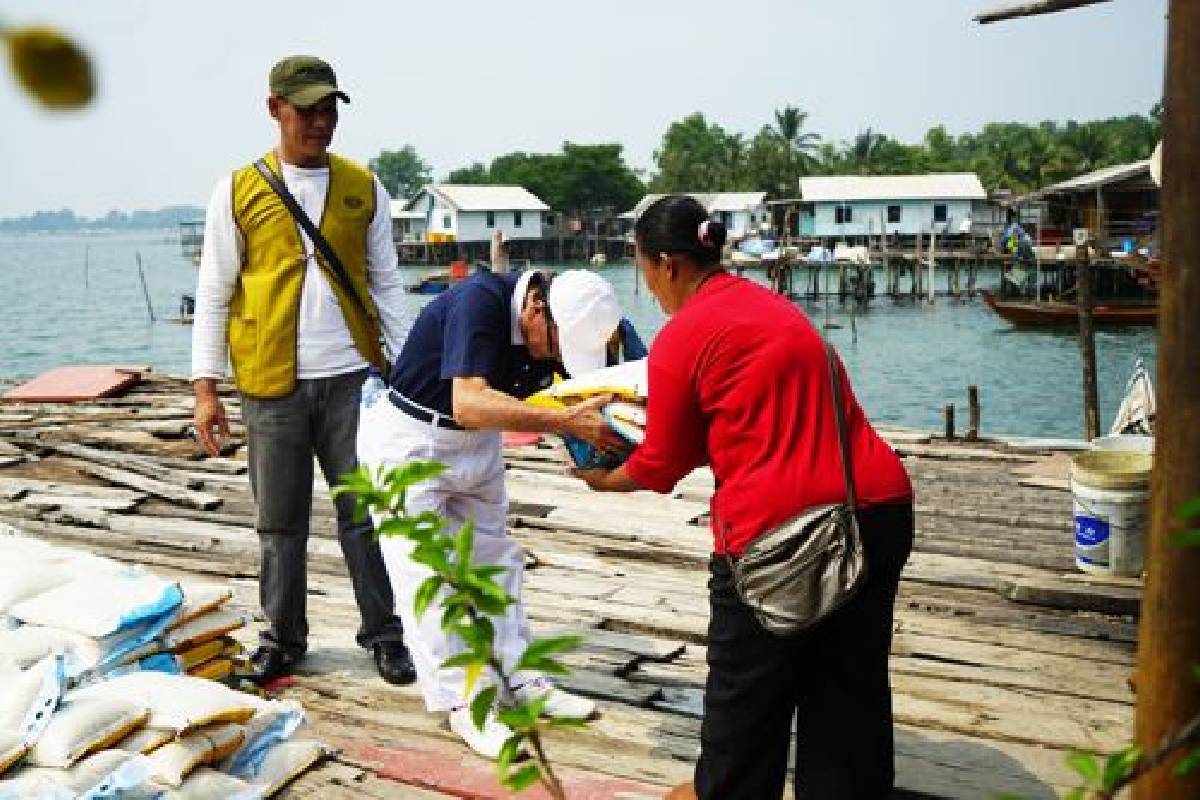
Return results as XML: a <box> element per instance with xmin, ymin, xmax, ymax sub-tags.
<box><xmin>388</xmin><ymin>271</ymin><xmax>558</xmax><ymax>417</ymax></box>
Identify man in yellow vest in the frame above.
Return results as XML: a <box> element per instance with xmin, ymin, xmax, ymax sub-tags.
<box><xmin>191</xmin><ymin>56</ymin><xmax>415</xmax><ymax>686</ymax></box>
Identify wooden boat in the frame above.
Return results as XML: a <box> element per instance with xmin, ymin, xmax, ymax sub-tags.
<box><xmin>981</xmin><ymin>290</ymin><xmax>1157</xmax><ymax>326</ymax></box>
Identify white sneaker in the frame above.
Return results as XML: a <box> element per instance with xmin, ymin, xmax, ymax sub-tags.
<box><xmin>449</xmin><ymin>705</ymin><xmax>514</xmax><ymax>760</ymax></box>
<box><xmin>515</xmin><ymin>677</ymin><xmax>597</xmax><ymax>720</ymax></box>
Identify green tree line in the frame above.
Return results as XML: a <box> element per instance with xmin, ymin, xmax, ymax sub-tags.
<box><xmin>372</xmin><ymin>104</ymin><xmax>1161</xmax><ymax>211</ymax></box>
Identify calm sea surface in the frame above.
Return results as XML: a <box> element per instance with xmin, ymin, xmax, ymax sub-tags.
<box><xmin>0</xmin><ymin>230</ymin><xmax>1158</xmax><ymax>440</ymax></box>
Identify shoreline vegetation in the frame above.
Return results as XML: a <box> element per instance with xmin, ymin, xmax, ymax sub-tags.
<box><xmin>2</xmin><ymin>106</ymin><xmax>1161</xmax><ymax>232</ymax></box>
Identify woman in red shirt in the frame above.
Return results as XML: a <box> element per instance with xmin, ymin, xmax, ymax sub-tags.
<box><xmin>577</xmin><ymin>196</ymin><xmax>914</xmax><ymax>799</ymax></box>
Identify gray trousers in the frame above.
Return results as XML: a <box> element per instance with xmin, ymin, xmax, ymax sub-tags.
<box><xmin>241</xmin><ymin>368</ymin><xmax>405</xmax><ymax>657</ymax></box>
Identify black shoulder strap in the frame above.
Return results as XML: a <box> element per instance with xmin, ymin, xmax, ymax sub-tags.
<box><xmin>253</xmin><ymin>158</ymin><xmax>371</xmax><ymax>316</ymax></box>
<box><xmin>825</xmin><ymin>340</ymin><xmax>857</xmax><ymax>510</ymax></box>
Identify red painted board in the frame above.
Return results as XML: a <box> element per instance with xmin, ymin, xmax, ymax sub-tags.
<box><xmin>2</xmin><ymin>365</ymin><xmax>148</xmax><ymax>403</ymax></box>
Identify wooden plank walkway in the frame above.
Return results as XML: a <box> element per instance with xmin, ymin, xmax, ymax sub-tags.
<box><xmin>0</xmin><ymin>376</ymin><xmax>1140</xmax><ymax>799</ymax></box>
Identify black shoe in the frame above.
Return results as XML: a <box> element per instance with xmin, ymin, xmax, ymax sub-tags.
<box><xmin>240</xmin><ymin>646</ymin><xmax>302</xmax><ymax>686</ymax></box>
<box><xmin>373</xmin><ymin>641</ymin><xmax>417</xmax><ymax>685</ymax></box>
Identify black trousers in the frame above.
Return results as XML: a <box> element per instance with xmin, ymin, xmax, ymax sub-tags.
<box><xmin>695</xmin><ymin>502</ymin><xmax>914</xmax><ymax>800</ymax></box>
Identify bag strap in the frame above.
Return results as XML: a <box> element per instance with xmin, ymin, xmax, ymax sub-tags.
<box><xmin>253</xmin><ymin>158</ymin><xmax>372</xmax><ymax>317</ymax></box>
<box><xmin>824</xmin><ymin>340</ymin><xmax>857</xmax><ymax>511</ymax></box>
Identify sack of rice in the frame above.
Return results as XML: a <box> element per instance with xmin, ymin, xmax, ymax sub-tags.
<box><xmin>0</xmin><ymin>732</ymin><xmax>27</xmax><ymax>777</ymax></box>
<box><xmin>0</xmin><ymin>656</ymin><xmax>64</xmax><ymax>747</ymax></box>
<box><xmin>161</xmin><ymin>767</ymin><xmax>261</xmax><ymax>800</ymax></box>
<box><xmin>11</xmin><ymin>573</ymin><xmax>182</xmax><ymax>640</ymax></box>
<box><xmin>27</xmin><ymin>697</ymin><xmax>148</xmax><ymax>768</ymax></box>
<box><xmin>144</xmin><ymin>722</ymin><xmax>246</xmax><ymax>787</ymax></box>
<box><xmin>163</xmin><ymin>608</ymin><xmax>244</xmax><ymax>651</ymax></box>
<box><xmin>237</xmin><ymin>739</ymin><xmax>328</xmax><ymax>797</ymax></box>
<box><xmin>116</xmin><ymin>726</ymin><xmax>175</xmax><ymax>755</ymax></box>
<box><xmin>70</xmin><ymin>672</ymin><xmax>257</xmax><ymax>734</ymax></box>
<box><xmin>222</xmin><ymin>699</ymin><xmax>304</xmax><ymax>779</ymax></box>
<box><xmin>0</xmin><ymin>749</ymin><xmax>157</xmax><ymax>800</ymax></box>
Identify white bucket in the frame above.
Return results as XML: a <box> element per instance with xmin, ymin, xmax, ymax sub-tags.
<box><xmin>1070</xmin><ymin>451</ymin><xmax>1151</xmax><ymax>577</ymax></box>
<box><xmin>1091</xmin><ymin>434</ymin><xmax>1154</xmax><ymax>454</ymax></box>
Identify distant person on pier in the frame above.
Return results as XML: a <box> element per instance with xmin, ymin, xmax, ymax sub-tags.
<box><xmin>190</xmin><ymin>55</ymin><xmax>417</xmax><ymax>688</ymax></box>
<box><xmin>576</xmin><ymin>195</ymin><xmax>914</xmax><ymax>800</ymax></box>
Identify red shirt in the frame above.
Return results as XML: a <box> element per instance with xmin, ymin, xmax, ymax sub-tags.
<box><xmin>624</xmin><ymin>273</ymin><xmax>913</xmax><ymax>556</ymax></box>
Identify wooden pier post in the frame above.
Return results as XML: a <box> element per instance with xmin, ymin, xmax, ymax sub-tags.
<box><xmin>1076</xmin><ymin>242</ymin><xmax>1099</xmax><ymax>440</ymax></box>
<box><xmin>928</xmin><ymin>230</ymin><xmax>938</xmax><ymax>304</ymax></box>
<box><xmin>944</xmin><ymin>404</ymin><xmax>955</xmax><ymax>441</ymax></box>
<box><xmin>967</xmin><ymin>384</ymin><xmax>980</xmax><ymax>441</ymax></box>
<box><xmin>1134</xmin><ymin>1</ymin><xmax>1200</xmax><ymax>795</ymax></box>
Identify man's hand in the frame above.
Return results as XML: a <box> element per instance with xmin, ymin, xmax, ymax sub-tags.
<box><xmin>193</xmin><ymin>378</ymin><xmax>231</xmax><ymax>457</ymax></box>
<box><xmin>562</xmin><ymin>394</ymin><xmax>631</xmax><ymax>456</ymax></box>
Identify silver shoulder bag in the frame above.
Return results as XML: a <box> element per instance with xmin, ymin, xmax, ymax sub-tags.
<box><xmin>719</xmin><ymin>340</ymin><xmax>866</xmax><ymax>636</ymax></box>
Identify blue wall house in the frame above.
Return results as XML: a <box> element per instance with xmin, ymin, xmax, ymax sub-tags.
<box><xmin>798</xmin><ymin>174</ymin><xmax>989</xmax><ymax>240</ymax></box>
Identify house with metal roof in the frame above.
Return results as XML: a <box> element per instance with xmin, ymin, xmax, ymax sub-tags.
<box><xmin>798</xmin><ymin>173</ymin><xmax>988</xmax><ymax>239</ymax></box>
<box><xmin>625</xmin><ymin>192</ymin><xmax>769</xmax><ymax>238</ymax></box>
<box><xmin>1015</xmin><ymin>159</ymin><xmax>1156</xmax><ymax>250</ymax></box>
<box><xmin>400</xmin><ymin>184</ymin><xmax>552</xmax><ymax>243</ymax></box>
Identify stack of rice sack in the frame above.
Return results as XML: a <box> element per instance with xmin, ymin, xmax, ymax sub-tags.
<box><xmin>526</xmin><ymin>358</ymin><xmax>648</xmax><ymax>468</ymax></box>
<box><xmin>0</xmin><ymin>529</ymin><xmax>328</xmax><ymax>798</ymax></box>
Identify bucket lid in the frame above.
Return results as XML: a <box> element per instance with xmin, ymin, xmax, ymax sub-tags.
<box><xmin>1071</xmin><ymin>450</ymin><xmax>1152</xmax><ymax>490</ymax></box>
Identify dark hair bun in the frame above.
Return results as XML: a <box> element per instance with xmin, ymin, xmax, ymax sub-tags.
<box><xmin>634</xmin><ymin>195</ymin><xmax>726</xmax><ymax>268</ymax></box>
<box><xmin>703</xmin><ymin>221</ymin><xmax>727</xmax><ymax>251</ymax></box>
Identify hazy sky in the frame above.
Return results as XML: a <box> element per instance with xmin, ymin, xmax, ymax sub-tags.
<box><xmin>0</xmin><ymin>0</ymin><xmax>1167</xmax><ymax>217</ymax></box>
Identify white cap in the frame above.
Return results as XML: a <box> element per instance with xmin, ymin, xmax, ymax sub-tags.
<box><xmin>548</xmin><ymin>270</ymin><xmax>622</xmax><ymax>378</ymax></box>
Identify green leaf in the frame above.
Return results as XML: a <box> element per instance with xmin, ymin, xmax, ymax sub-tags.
<box><xmin>521</xmin><ymin>656</ymin><xmax>571</xmax><ymax>676</ymax></box>
<box><xmin>516</xmin><ymin>635</ymin><xmax>583</xmax><ymax>674</ymax></box>
<box><xmin>464</xmin><ymin>661</ymin><xmax>483</xmax><ymax>696</ymax></box>
<box><xmin>1062</xmin><ymin>789</ymin><xmax>1087</xmax><ymax>800</ymax></box>
<box><xmin>497</xmin><ymin>701</ymin><xmax>541</xmax><ymax>732</ymax></box>
<box><xmin>470</xmin><ymin>686</ymin><xmax>497</xmax><ymax>731</ymax></box>
<box><xmin>1100</xmin><ymin>745</ymin><xmax>1139</xmax><ymax>790</ymax></box>
<box><xmin>454</xmin><ymin>521</ymin><xmax>476</xmax><ymax>581</ymax></box>
<box><xmin>547</xmin><ymin>716</ymin><xmax>589</xmax><ymax>729</ymax></box>
<box><xmin>1066</xmin><ymin>751</ymin><xmax>1101</xmax><ymax>786</ymax></box>
<box><xmin>497</xmin><ymin>733</ymin><xmax>523</xmax><ymax>775</ymax></box>
<box><xmin>502</xmin><ymin>763</ymin><xmax>542</xmax><ymax>792</ymax></box>
<box><xmin>1173</xmin><ymin>746</ymin><xmax>1200</xmax><ymax>777</ymax></box>
<box><xmin>441</xmin><ymin>652</ymin><xmax>483</xmax><ymax>669</ymax></box>
<box><xmin>1171</xmin><ymin>528</ymin><xmax>1200</xmax><ymax>548</ymax></box>
<box><xmin>1175</xmin><ymin>496</ymin><xmax>1200</xmax><ymax>522</ymax></box>
<box><xmin>413</xmin><ymin>575</ymin><xmax>444</xmax><ymax>620</ymax></box>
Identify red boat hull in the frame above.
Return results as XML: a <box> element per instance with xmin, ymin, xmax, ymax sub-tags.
<box><xmin>981</xmin><ymin>291</ymin><xmax>1157</xmax><ymax>327</ymax></box>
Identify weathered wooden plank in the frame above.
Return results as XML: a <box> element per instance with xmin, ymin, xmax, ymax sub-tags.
<box><xmin>68</xmin><ymin>459</ymin><xmax>222</xmax><ymax>510</ymax></box>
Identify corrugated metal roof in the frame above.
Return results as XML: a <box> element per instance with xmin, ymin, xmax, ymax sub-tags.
<box><xmin>409</xmin><ymin>184</ymin><xmax>550</xmax><ymax>212</ymax></box>
<box><xmin>799</xmin><ymin>173</ymin><xmax>986</xmax><ymax>202</ymax></box>
<box><xmin>626</xmin><ymin>192</ymin><xmax>768</xmax><ymax>218</ymax></box>
<box><xmin>1028</xmin><ymin>160</ymin><xmax>1152</xmax><ymax>197</ymax></box>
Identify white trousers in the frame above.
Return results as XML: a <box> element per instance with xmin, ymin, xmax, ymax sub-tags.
<box><xmin>357</xmin><ymin>398</ymin><xmax>535</xmax><ymax>711</ymax></box>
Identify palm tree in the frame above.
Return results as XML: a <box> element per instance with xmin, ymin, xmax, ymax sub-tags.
<box><xmin>848</xmin><ymin>128</ymin><xmax>888</xmax><ymax>174</ymax></box>
<box><xmin>773</xmin><ymin>106</ymin><xmax>821</xmax><ymax>169</ymax></box>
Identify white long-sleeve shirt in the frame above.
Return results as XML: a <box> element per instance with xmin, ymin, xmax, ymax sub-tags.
<box><xmin>191</xmin><ymin>161</ymin><xmax>410</xmax><ymax>380</ymax></box>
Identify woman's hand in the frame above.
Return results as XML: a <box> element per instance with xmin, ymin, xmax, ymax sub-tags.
<box><xmin>572</xmin><ymin>465</ymin><xmax>639</xmax><ymax>493</ymax></box>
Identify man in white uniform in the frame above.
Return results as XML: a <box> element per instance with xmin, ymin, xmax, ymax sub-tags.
<box><xmin>358</xmin><ymin>269</ymin><xmax>627</xmax><ymax>757</ymax></box>
<box><xmin>192</xmin><ymin>55</ymin><xmax>415</xmax><ymax>686</ymax></box>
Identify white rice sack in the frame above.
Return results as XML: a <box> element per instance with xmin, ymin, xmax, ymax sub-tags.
<box><xmin>173</xmin><ymin>583</ymin><xmax>233</xmax><ymax>629</ymax></box>
<box><xmin>11</xmin><ymin>573</ymin><xmax>182</xmax><ymax>639</ymax></box>
<box><xmin>27</xmin><ymin>698</ymin><xmax>149</xmax><ymax>768</ymax></box>
<box><xmin>70</xmin><ymin>672</ymin><xmax>257</xmax><ymax>734</ymax></box>
<box><xmin>0</xmin><ymin>563</ymin><xmax>75</xmax><ymax>614</ymax></box>
<box><xmin>145</xmin><ymin>722</ymin><xmax>245</xmax><ymax>788</ymax></box>
<box><xmin>528</xmin><ymin>358</ymin><xmax>648</xmax><ymax>407</ymax></box>
<box><xmin>243</xmin><ymin>739</ymin><xmax>328</xmax><ymax>797</ymax></box>
<box><xmin>117</xmin><ymin>726</ymin><xmax>175</xmax><ymax>755</ymax></box>
<box><xmin>0</xmin><ymin>732</ymin><xmax>26</xmax><ymax>776</ymax></box>
<box><xmin>0</xmin><ymin>625</ymin><xmax>102</xmax><ymax>675</ymax></box>
<box><xmin>162</xmin><ymin>767</ymin><xmax>262</xmax><ymax>800</ymax></box>
<box><xmin>223</xmin><ymin>699</ymin><xmax>304</xmax><ymax>778</ymax></box>
<box><xmin>163</xmin><ymin>608</ymin><xmax>245</xmax><ymax>651</ymax></box>
<box><xmin>0</xmin><ymin>749</ymin><xmax>158</xmax><ymax>800</ymax></box>
<box><xmin>0</xmin><ymin>656</ymin><xmax>64</xmax><ymax>745</ymax></box>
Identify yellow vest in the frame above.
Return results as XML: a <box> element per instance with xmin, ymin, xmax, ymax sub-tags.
<box><xmin>228</xmin><ymin>151</ymin><xmax>385</xmax><ymax>398</ymax></box>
